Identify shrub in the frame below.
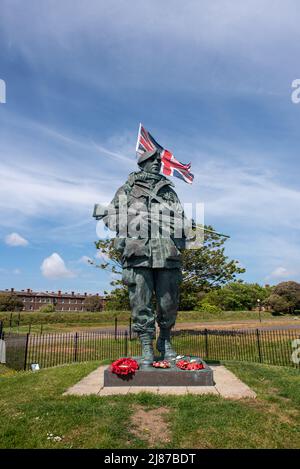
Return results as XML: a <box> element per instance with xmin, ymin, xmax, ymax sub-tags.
<box><xmin>39</xmin><ymin>304</ymin><xmax>56</xmax><ymax>313</ymax></box>
<box><xmin>84</xmin><ymin>295</ymin><xmax>104</xmax><ymax>312</ymax></box>
<box><xmin>203</xmin><ymin>283</ymin><xmax>271</xmax><ymax>311</ymax></box>
<box><xmin>264</xmin><ymin>294</ymin><xmax>290</xmax><ymax>314</ymax></box>
<box><xmin>196</xmin><ymin>302</ymin><xmax>222</xmax><ymax>314</ymax></box>
<box><xmin>273</xmin><ymin>281</ymin><xmax>300</xmax><ymax>313</ymax></box>
<box><xmin>0</xmin><ymin>293</ymin><xmax>23</xmax><ymax>311</ymax></box>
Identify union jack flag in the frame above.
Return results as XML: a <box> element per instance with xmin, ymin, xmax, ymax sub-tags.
<box><xmin>136</xmin><ymin>123</ymin><xmax>194</xmax><ymax>184</ymax></box>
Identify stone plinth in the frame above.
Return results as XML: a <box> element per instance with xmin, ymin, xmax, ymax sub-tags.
<box><xmin>104</xmin><ymin>357</ymin><xmax>214</xmax><ymax>387</ymax></box>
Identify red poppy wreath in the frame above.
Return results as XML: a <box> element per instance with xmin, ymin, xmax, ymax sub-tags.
<box><xmin>176</xmin><ymin>360</ymin><xmax>204</xmax><ymax>371</ymax></box>
<box><xmin>110</xmin><ymin>358</ymin><xmax>139</xmax><ymax>376</ymax></box>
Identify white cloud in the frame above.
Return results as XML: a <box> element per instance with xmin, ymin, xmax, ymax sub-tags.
<box><xmin>41</xmin><ymin>253</ymin><xmax>75</xmax><ymax>279</ymax></box>
<box><xmin>13</xmin><ymin>268</ymin><xmax>21</xmax><ymax>275</ymax></box>
<box><xmin>269</xmin><ymin>267</ymin><xmax>295</xmax><ymax>279</ymax></box>
<box><xmin>5</xmin><ymin>232</ymin><xmax>29</xmax><ymax>247</ymax></box>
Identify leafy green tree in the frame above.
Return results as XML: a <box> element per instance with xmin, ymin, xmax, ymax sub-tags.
<box><xmin>273</xmin><ymin>281</ymin><xmax>300</xmax><ymax>313</ymax></box>
<box><xmin>39</xmin><ymin>304</ymin><xmax>55</xmax><ymax>313</ymax></box>
<box><xmin>181</xmin><ymin>226</ymin><xmax>245</xmax><ymax>291</ymax></box>
<box><xmin>104</xmin><ymin>287</ymin><xmax>130</xmax><ymax>311</ymax></box>
<box><xmin>0</xmin><ymin>293</ymin><xmax>23</xmax><ymax>311</ymax></box>
<box><xmin>203</xmin><ymin>282</ymin><xmax>271</xmax><ymax>311</ymax></box>
<box><xmin>84</xmin><ymin>295</ymin><xmax>104</xmax><ymax>312</ymax></box>
<box><xmin>264</xmin><ymin>293</ymin><xmax>290</xmax><ymax>314</ymax></box>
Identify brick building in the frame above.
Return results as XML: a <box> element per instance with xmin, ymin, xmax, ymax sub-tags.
<box><xmin>0</xmin><ymin>288</ymin><xmax>106</xmax><ymax>312</ymax></box>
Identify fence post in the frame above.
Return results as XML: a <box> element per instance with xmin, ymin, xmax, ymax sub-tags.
<box><xmin>124</xmin><ymin>330</ymin><xmax>128</xmax><ymax>357</ymax></box>
<box><xmin>23</xmin><ymin>333</ymin><xmax>30</xmax><ymax>371</ymax></box>
<box><xmin>74</xmin><ymin>332</ymin><xmax>78</xmax><ymax>362</ymax></box>
<box><xmin>114</xmin><ymin>317</ymin><xmax>118</xmax><ymax>340</ymax></box>
<box><xmin>40</xmin><ymin>323</ymin><xmax>43</xmax><ymax>335</ymax></box>
<box><xmin>0</xmin><ymin>320</ymin><xmax>3</xmax><ymax>338</ymax></box>
<box><xmin>9</xmin><ymin>313</ymin><xmax>12</xmax><ymax>331</ymax></box>
<box><xmin>204</xmin><ymin>329</ymin><xmax>209</xmax><ymax>360</ymax></box>
<box><xmin>129</xmin><ymin>317</ymin><xmax>132</xmax><ymax>341</ymax></box>
<box><xmin>256</xmin><ymin>329</ymin><xmax>262</xmax><ymax>363</ymax></box>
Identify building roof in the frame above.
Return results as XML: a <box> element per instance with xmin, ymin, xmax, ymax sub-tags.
<box><xmin>0</xmin><ymin>289</ymin><xmax>106</xmax><ymax>298</ymax></box>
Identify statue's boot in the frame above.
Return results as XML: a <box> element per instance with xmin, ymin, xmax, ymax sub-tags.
<box><xmin>139</xmin><ymin>333</ymin><xmax>154</xmax><ymax>366</ymax></box>
<box><xmin>156</xmin><ymin>328</ymin><xmax>177</xmax><ymax>360</ymax></box>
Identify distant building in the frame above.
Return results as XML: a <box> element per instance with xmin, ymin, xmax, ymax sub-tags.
<box><xmin>0</xmin><ymin>288</ymin><xmax>106</xmax><ymax>312</ymax></box>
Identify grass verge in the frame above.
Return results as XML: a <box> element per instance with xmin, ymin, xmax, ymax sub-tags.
<box><xmin>0</xmin><ymin>361</ymin><xmax>299</xmax><ymax>448</ymax></box>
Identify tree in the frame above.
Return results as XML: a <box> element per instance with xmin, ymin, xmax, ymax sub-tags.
<box><xmin>179</xmin><ymin>225</ymin><xmax>245</xmax><ymax>309</ymax></box>
<box><xmin>93</xmin><ymin>239</ymin><xmax>128</xmax><ymax>310</ymax></box>
<box><xmin>264</xmin><ymin>293</ymin><xmax>290</xmax><ymax>314</ymax></box>
<box><xmin>104</xmin><ymin>287</ymin><xmax>130</xmax><ymax>311</ymax></box>
<box><xmin>272</xmin><ymin>281</ymin><xmax>300</xmax><ymax>314</ymax></box>
<box><xmin>84</xmin><ymin>295</ymin><xmax>104</xmax><ymax>312</ymax></box>
<box><xmin>202</xmin><ymin>282</ymin><xmax>271</xmax><ymax>311</ymax></box>
<box><xmin>0</xmin><ymin>293</ymin><xmax>23</xmax><ymax>311</ymax></box>
<box><xmin>182</xmin><ymin>225</ymin><xmax>245</xmax><ymax>290</ymax></box>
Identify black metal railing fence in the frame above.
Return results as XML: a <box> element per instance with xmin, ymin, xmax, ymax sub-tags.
<box><xmin>1</xmin><ymin>325</ymin><xmax>299</xmax><ymax>371</ymax></box>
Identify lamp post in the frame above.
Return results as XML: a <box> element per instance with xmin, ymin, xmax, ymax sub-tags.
<box><xmin>257</xmin><ymin>299</ymin><xmax>262</xmax><ymax>323</ymax></box>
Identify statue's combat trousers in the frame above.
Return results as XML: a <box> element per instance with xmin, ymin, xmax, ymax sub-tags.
<box><xmin>122</xmin><ymin>267</ymin><xmax>182</xmax><ymax>337</ymax></box>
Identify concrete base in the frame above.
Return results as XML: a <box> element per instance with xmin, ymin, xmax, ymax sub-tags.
<box><xmin>63</xmin><ymin>364</ymin><xmax>257</xmax><ymax>399</ymax></box>
<box><xmin>104</xmin><ymin>357</ymin><xmax>214</xmax><ymax>387</ymax></box>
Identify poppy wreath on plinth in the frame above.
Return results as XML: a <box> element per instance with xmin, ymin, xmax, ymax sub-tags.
<box><xmin>110</xmin><ymin>358</ymin><xmax>139</xmax><ymax>376</ymax></box>
<box><xmin>176</xmin><ymin>360</ymin><xmax>204</xmax><ymax>371</ymax></box>
<box><xmin>152</xmin><ymin>360</ymin><xmax>171</xmax><ymax>369</ymax></box>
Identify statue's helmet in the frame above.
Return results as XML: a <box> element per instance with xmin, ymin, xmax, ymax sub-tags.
<box><xmin>138</xmin><ymin>148</ymin><xmax>161</xmax><ymax>167</ymax></box>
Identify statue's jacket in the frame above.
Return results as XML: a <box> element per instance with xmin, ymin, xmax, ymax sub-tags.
<box><xmin>102</xmin><ymin>171</ymin><xmax>187</xmax><ymax>269</ymax></box>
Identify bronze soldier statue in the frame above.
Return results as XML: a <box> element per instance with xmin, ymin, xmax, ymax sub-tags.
<box><xmin>94</xmin><ymin>148</ymin><xmax>187</xmax><ymax>366</ymax></box>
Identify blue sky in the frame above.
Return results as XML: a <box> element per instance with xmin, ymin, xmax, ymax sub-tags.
<box><xmin>1</xmin><ymin>0</ymin><xmax>300</xmax><ymax>294</ymax></box>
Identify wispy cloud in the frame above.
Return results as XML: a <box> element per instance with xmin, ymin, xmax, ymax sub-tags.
<box><xmin>4</xmin><ymin>232</ymin><xmax>29</xmax><ymax>247</ymax></box>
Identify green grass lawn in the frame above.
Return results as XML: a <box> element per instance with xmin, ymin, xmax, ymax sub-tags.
<box><xmin>0</xmin><ymin>361</ymin><xmax>299</xmax><ymax>449</ymax></box>
<box><xmin>1</xmin><ymin>310</ymin><xmax>296</xmax><ymax>334</ymax></box>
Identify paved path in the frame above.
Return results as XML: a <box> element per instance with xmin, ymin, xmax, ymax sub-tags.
<box><xmin>63</xmin><ymin>365</ymin><xmax>257</xmax><ymax>399</ymax></box>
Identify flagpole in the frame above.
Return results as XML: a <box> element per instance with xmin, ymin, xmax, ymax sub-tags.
<box><xmin>135</xmin><ymin>123</ymin><xmax>142</xmax><ymax>154</ymax></box>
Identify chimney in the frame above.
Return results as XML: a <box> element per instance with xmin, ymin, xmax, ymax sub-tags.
<box><xmin>58</xmin><ymin>290</ymin><xmax>61</xmax><ymax>296</ymax></box>
<box><xmin>84</xmin><ymin>292</ymin><xmax>87</xmax><ymax>296</ymax></box>
<box><xmin>11</xmin><ymin>288</ymin><xmax>14</xmax><ymax>292</ymax></box>
<box><xmin>71</xmin><ymin>291</ymin><xmax>74</xmax><ymax>296</ymax></box>
<box><xmin>27</xmin><ymin>288</ymin><xmax>30</xmax><ymax>293</ymax></box>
